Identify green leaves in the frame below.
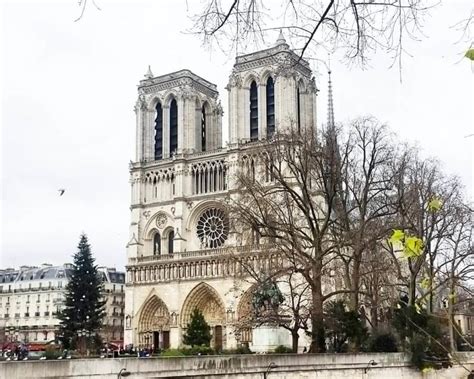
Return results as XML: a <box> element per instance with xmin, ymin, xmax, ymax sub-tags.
<box><xmin>428</xmin><ymin>197</ymin><xmax>442</xmax><ymax>212</ymax></box>
<box><xmin>388</xmin><ymin>229</ymin><xmax>424</xmax><ymax>258</ymax></box>
<box><xmin>403</xmin><ymin>236</ymin><xmax>424</xmax><ymax>258</ymax></box>
<box><xmin>419</xmin><ymin>277</ymin><xmax>431</xmax><ymax>290</ymax></box>
<box><xmin>465</xmin><ymin>48</ymin><xmax>474</xmax><ymax>61</ymax></box>
<box><xmin>388</xmin><ymin>229</ymin><xmax>405</xmax><ymax>248</ymax></box>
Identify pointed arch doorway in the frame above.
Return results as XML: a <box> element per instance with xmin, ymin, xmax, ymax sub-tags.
<box><xmin>138</xmin><ymin>295</ymin><xmax>171</xmax><ymax>352</ymax></box>
<box><xmin>181</xmin><ymin>283</ymin><xmax>226</xmax><ymax>351</ymax></box>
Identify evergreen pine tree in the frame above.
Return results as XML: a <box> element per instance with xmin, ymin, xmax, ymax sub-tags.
<box><xmin>58</xmin><ymin>234</ymin><xmax>106</xmax><ymax>350</ymax></box>
<box><xmin>183</xmin><ymin>309</ymin><xmax>212</xmax><ymax>347</ymax></box>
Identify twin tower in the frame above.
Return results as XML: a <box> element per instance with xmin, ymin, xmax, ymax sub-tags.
<box><xmin>133</xmin><ymin>32</ymin><xmax>317</xmax><ymax>163</ymax></box>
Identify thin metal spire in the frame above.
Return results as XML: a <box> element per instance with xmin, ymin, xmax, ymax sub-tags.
<box><xmin>327</xmin><ymin>64</ymin><xmax>335</xmax><ymax>130</ymax></box>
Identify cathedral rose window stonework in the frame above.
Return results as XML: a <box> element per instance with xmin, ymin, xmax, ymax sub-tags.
<box><xmin>196</xmin><ymin>208</ymin><xmax>229</xmax><ymax>248</ymax></box>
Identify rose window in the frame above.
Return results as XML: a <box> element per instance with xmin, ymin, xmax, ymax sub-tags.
<box><xmin>196</xmin><ymin>208</ymin><xmax>229</xmax><ymax>248</ymax></box>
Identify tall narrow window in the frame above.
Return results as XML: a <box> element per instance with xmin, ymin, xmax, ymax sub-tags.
<box><xmin>266</xmin><ymin>77</ymin><xmax>275</xmax><ymax>138</ymax></box>
<box><xmin>297</xmin><ymin>87</ymin><xmax>301</xmax><ymax>132</ymax></box>
<box><xmin>154</xmin><ymin>103</ymin><xmax>163</xmax><ymax>160</ymax></box>
<box><xmin>153</xmin><ymin>232</ymin><xmax>161</xmax><ymax>256</ymax></box>
<box><xmin>201</xmin><ymin>105</ymin><xmax>206</xmax><ymax>152</ymax></box>
<box><xmin>169</xmin><ymin>99</ymin><xmax>178</xmax><ymax>155</ymax></box>
<box><xmin>168</xmin><ymin>230</ymin><xmax>174</xmax><ymax>255</ymax></box>
<box><xmin>249</xmin><ymin>81</ymin><xmax>258</xmax><ymax>141</ymax></box>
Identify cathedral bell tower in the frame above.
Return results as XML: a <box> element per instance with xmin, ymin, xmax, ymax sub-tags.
<box><xmin>134</xmin><ymin>68</ymin><xmax>223</xmax><ymax>162</ymax></box>
<box><xmin>226</xmin><ymin>31</ymin><xmax>317</xmax><ymax>144</ymax></box>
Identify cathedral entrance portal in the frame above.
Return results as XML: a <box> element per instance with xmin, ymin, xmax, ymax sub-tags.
<box><xmin>181</xmin><ymin>283</ymin><xmax>226</xmax><ymax>350</ymax></box>
<box><xmin>138</xmin><ymin>295</ymin><xmax>171</xmax><ymax>350</ymax></box>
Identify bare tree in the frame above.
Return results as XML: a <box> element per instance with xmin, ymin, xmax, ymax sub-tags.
<box><xmin>329</xmin><ymin>118</ymin><xmax>398</xmax><ymax>311</ymax></box>
<box><xmin>190</xmin><ymin>0</ymin><xmax>437</xmax><ymax>66</ymax></box>
<box><xmin>230</xmin><ymin>127</ymin><xmax>350</xmax><ymax>352</ymax></box>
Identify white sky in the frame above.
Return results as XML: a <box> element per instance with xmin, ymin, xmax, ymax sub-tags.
<box><xmin>1</xmin><ymin>0</ymin><xmax>473</xmax><ymax>270</ymax></box>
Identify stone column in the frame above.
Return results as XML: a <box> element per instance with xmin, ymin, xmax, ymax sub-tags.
<box><xmin>134</xmin><ymin>102</ymin><xmax>143</xmax><ymax>161</ymax></box>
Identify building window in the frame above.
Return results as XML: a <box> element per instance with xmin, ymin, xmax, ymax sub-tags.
<box><xmin>249</xmin><ymin>81</ymin><xmax>258</xmax><ymax>141</ymax></box>
<box><xmin>169</xmin><ymin>98</ymin><xmax>178</xmax><ymax>155</ymax></box>
<box><xmin>201</xmin><ymin>104</ymin><xmax>207</xmax><ymax>152</ymax></box>
<box><xmin>297</xmin><ymin>85</ymin><xmax>302</xmax><ymax>132</ymax></box>
<box><xmin>154</xmin><ymin>102</ymin><xmax>163</xmax><ymax>160</ymax></box>
<box><xmin>266</xmin><ymin>77</ymin><xmax>275</xmax><ymax>138</ymax></box>
<box><xmin>196</xmin><ymin>208</ymin><xmax>229</xmax><ymax>248</ymax></box>
<box><xmin>153</xmin><ymin>232</ymin><xmax>161</xmax><ymax>256</ymax></box>
<box><xmin>168</xmin><ymin>230</ymin><xmax>174</xmax><ymax>255</ymax></box>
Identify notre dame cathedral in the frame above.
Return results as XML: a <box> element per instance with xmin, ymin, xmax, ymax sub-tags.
<box><xmin>124</xmin><ymin>32</ymin><xmax>318</xmax><ymax>352</ymax></box>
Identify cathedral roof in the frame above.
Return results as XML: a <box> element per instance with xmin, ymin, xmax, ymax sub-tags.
<box><xmin>138</xmin><ymin>69</ymin><xmax>219</xmax><ymax>97</ymax></box>
<box><xmin>232</xmin><ymin>32</ymin><xmax>312</xmax><ymax>78</ymax></box>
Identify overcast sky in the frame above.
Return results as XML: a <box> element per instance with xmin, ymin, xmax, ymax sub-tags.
<box><xmin>1</xmin><ymin>0</ymin><xmax>472</xmax><ymax>270</ymax></box>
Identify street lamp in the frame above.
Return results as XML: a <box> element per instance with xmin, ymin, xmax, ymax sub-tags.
<box><xmin>364</xmin><ymin>360</ymin><xmax>378</xmax><ymax>374</ymax></box>
<box><xmin>263</xmin><ymin>362</ymin><xmax>277</xmax><ymax>379</ymax></box>
<box><xmin>117</xmin><ymin>368</ymin><xmax>131</xmax><ymax>378</ymax></box>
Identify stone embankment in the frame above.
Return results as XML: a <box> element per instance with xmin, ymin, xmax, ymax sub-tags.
<box><xmin>1</xmin><ymin>352</ymin><xmax>474</xmax><ymax>379</ymax></box>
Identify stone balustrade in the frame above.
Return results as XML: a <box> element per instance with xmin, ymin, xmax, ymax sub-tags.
<box><xmin>126</xmin><ymin>245</ymin><xmax>281</xmax><ymax>284</ymax></box>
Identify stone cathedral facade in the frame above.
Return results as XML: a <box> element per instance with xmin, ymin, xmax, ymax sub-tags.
<box><xmin>124</xmin><ymin>33</ymin><xmax>318</xmax><ymax>351</ymax></box>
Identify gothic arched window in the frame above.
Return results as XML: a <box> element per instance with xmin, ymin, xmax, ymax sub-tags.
<box><xmin>266</xmin><ymin>77</ymin><xmax>275</xmax><ymax>138</ymax></box>
<box><xmin>168</xmin><ymin>230</ymin><xmax>174</xmax><ymax>255</ymax></box>
<box><xmin>154</xmin><ymin>102</ymin><xmax>163</xmax><ymax>160</ymax></box>
<box><xmin>249</xmin><ymin>81</ymin><xmax>258</xmax><ymax>141</ymax></box>
<box><xmin>153</xmin><ymin>232</ymin><xmax>161</xmax><ymax>256</ymax></box>
<box><xmin>297</xmin><ymin>87</ymin><xmax>301</xmax><ymax>132</ymax></box>
<box><xmin>201</xmin><ymin>104</ymin><xmax>207</xmax><ymax>152</ymax></box>
<box><xmin>169</xmin><ymin>98</ymin><xmax>178</xmax><ymax>155</ymax></box>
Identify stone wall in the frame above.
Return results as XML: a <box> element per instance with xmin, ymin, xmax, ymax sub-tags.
<box><xmin>1</xmin><ymin>353</ymin><xmax>474</xmax><ymax>379</ymax></box>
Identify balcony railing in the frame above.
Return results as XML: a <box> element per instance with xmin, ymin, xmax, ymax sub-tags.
<box><xmin>128</xmin><ymin>244</ymin><xmax>272</xmax><ymax>265</ymax></box>
<box><xmin>126</xmin><ymin>244</ymin><xmax>283</xmax><ymax>285</ymax></box>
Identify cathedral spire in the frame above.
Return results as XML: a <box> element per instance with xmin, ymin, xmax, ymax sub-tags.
<box><xmin>144</xmin><ymin>65</ymin><xmax>153</xmax><ymax>79</ymax></box>
<box><xmin>275</xmin><ymin>29</ymin><xmax>287</xmax><ymax>46</ymax></box>
<box><xmin>327</xmin><ymin>68</ymin><xmax>335</xmax><ymax>130</ymax></box>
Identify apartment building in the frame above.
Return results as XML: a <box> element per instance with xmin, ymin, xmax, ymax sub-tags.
<box><xmin>0</xmin><ymin>264</ymin><xmax>125</xmax><ymax>348</ymax></box>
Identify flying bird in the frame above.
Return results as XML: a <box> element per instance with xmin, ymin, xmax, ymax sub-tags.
<box><xmin>58</xmin><ymin>189</ymin><xmax>66</xmax><ymax>196</ymax></box>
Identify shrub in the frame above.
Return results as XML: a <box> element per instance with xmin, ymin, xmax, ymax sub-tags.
<box><xmin>368</xmin><ymin>333</ymin><xmax>398</xmax><ymax>352</ymax></box>
<box><xmin>273</xmin><ymin>345</ymin><xmax>293</xmax><ymax>354</ymax></box>
<box><xmin>42</xmin><ymin>346</ymin><xmax>61</xmax><ymax>360</ymax></box>
<box><xmin>160</xmin><ymin>348</ymin><xmax>185</xmax><ymax>357</ymax></box>
<box><xmin>184</xmin><ymin>345</ymin><xmax>215</xmax><ymax>355</ymax></box>
<box><xmin>221</xmin><ymin>345</ymin><xmax>253</xmax><ymax>355</ymax></box>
